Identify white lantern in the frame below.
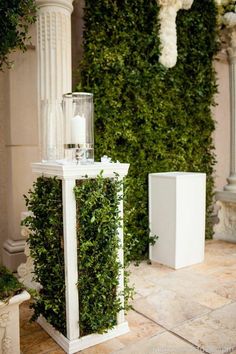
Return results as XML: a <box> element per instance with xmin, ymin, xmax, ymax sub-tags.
<box><xmin>63</xmin><ymin>92</ymin><xmax>94</xmax><ymax>164</ymax></box>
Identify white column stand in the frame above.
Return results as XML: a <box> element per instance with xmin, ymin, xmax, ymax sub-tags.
<box><xmin>62</xmin><ymin>178</ymin><xmax>79</xmax><ymax>340</ymax></box>
<box><xmin>149</xmin><ymin>172</ymin><xmax>206</xmax><ymax>269</ymax></box>
<box><xmin>117</xmin><ymin>180</ymin><xmax>125</xmax><ymax>325</ymax></box>
<box><xmin>32</xmin><ymin>162</ymin><xmax>130</xmax><ymax>353</ymax></box>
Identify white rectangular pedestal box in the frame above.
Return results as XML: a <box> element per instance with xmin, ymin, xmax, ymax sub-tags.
<box><xmin>31</xmin><ymin>162</ymin><xmax>130</xmax><ymax>353</ymax></box>
<box><xmin>149</xmin><ymin>172</ymin><xmax>206</xmax><ymax>269</ymax></box>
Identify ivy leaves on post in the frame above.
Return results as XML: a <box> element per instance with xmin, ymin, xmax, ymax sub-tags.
<box><xmin>74</xmin><ymin>172</ymin><xmax>132</xmax><ymax>336</ymax></box>
<box><xmin>23</xmin><ymin>176</ymin><xmax>66</xmax><ymax>335</ymax></box>
<box><xmin>23</xmin><ymin>174</ymin><xmax>133</xmax><ymax>337</ymax></box>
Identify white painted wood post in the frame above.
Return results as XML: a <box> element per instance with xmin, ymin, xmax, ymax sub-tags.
<box><xmin>117</xmin><ymin>179</ymin><xmax>125</xmax><ymax>325</ymax></box>
<box><xmin>62</xmin><ymin>178</ymin><xmax>80</xmax><ymax>340</ymax></box>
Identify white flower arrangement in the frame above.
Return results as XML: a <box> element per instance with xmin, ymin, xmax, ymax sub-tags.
<box><xmin>157</xmin><ymin>0</ymin><xmax>193</xmax><ymax>68</ymax></box>
<box><xmin>216</xmin><ymin>0</ymin><xmax>236</xmax><ymax>28</ymax></box>
<box><xmin>223</xmin><ymin>11</ymin><xmax>236</xmax><ymax>27</ymax></box>
<box><xmin>157</xmin><ymin>0</ymin><xmax>236</xmax><ymax>68</ymax></box>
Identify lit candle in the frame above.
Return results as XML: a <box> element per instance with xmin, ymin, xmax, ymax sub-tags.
<box><xmin>71</xmin><ymin>114</ymin><xmax>86</xmax><ymax>145</ymax></box>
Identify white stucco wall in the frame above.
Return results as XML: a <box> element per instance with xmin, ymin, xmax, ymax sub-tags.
<box><xmin>0</xmin><ymin>25</ymin><xmax>40</xmax><ymax>267</ymax></box>
<box><xmin>213</xmin><ymin>54</ymin><xmax>231</xmax><ymax>191</ymax></box>
<box><xmin>0</xmin><ymin>72</ymin><xmax>9</xmax><ymax>262</ymax></box>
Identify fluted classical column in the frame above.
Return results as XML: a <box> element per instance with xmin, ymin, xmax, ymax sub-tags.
<box><xmin>214</xmin><ymin>19</ymin><xmax>236</xmax><ymax>242</ymax></box>
<box><xmin>36</xmin><ymin>0</ymin><xmax>73</xmax><ymax>160</ymax></box>
<box><xmin>13</xmin><ymin>0</ymin><xmax>73</xmax><ymax>271</ymax></box>
<box><xmin>224</xmin><ymin>28</ymin><xmax>236</xmax><ymax>192</ymax></box>
<box><xmin>14</xmin><ymin>0</ymin><xmax>73</xmax><ymax>272</ymax></box>
<box><xmin>36</xmin><ymin>0</ymin><xmax>73</xmax><ymax>101</ymax></box>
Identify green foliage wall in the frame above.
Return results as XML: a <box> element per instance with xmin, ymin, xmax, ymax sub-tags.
<box><xmin>78</xmin><ymin>0</ymin><xmax>218</xmax><ymax>261</ymax></box>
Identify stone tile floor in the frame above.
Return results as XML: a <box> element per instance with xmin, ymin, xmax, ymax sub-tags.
<box><xmin>20</xmin><ymin>240</ymin><xmax>236</xmax><ymax>354</ymax></box>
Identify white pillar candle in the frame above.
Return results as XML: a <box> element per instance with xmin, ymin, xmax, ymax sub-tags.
<box><xmin>71</xmin><ymin>114</ymin><xmax>86</xmax><ymax>145</ymax></box>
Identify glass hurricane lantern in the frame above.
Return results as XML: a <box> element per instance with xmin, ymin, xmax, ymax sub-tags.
<box><xmin>63</xmin><ymin>92</ymin><xmax>94</xmax><ymax>164</ymax></box>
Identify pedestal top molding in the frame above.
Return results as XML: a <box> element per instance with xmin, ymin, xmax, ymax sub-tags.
<box><xmin>149</xmin><ymin>171</ymin><xmax>206</xmax><ymax>179</ymax></box>
<box><xmin>32</xmin><ymin>162</ymin><xmax>130</xmax><ymax>179</ymax></box>
<box><xmin>36</xmin><ymin>0</ymin><xmax>73</xmax><ymax>12</ymax></box>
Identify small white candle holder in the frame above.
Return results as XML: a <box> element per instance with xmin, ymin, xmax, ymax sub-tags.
<box><xmin>63</xmin><ymin>92</ymin><xmax>94</xmax><ymax>164</ymax></box>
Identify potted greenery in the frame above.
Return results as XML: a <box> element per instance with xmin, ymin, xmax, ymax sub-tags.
<box><xmin>0</xmin><ymin>265</ymin><xmax>30</xmax><ymax>354</ymax></box>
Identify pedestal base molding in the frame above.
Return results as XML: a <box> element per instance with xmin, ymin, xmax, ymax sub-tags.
<box><xmin>2</xmin><ymin>239</ymin><xmax>26</xmax><ymax>272</ymax></box>
<box><xmin>17</xmin><ymin>215</ymin><xmax>40</xmax><ymax>290</ymax></box>
<box><xmin>38</xmin><ymin>316</ymin><xmax>129</xmax><ymax>354</ymax></box>
<box><xmin>17</xmin><ymin>243</ymin><xmax>41</xmax><ymax>291</ymax></box>
<box><xmin>214</xmin><ymin>192</ymin><xmax>236</xmax><ymax>243</ymax></box>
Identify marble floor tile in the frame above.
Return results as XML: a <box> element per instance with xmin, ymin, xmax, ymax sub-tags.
<box><xmin>215</xmin><ymin>282</ymin><xmax>236</xmax><ymax>300</ymax></box>
<box><xmin>20</xmin><ymin>302</ymin><xmax>46</xmax><ymax>338</ymax></box>
<box><xmin>190</xmin><ymin>260</ymin><xmax>233</xmax><ymax>276</ymax></box>
<box><xmin>20</xmin><ymin>321</ymin><xmax>42</xmax><ymax>338</ymax></box>
<box><xmin>128</xmin><ymin>273</ymin><xmax>158</xmax><ymax>297</ymax></box>
<box><xmin>191</xmin><ymin>256</ymin><xmax>236</xmax><ymax>276</ymax></box>
<box><xmin>205</xmin><ymin>240</ymin><xmax>236</xmax><ymax>256</ymax></box>
<box><xmin>143</xmin><ymin>270</ymin><xmax>216</xmax><ymax>300</ymax></box>
<box><xmin>20</xmin><ymin>301</ymin><xmax>33</xmax><ymax>321</ymax></box>
<box><xmin>80</xmin><ymin>338</ymin><xmax>124</xmax><ymax>354</ymax></box>
<box><xmin>113</xmin><ymin>331</ymin><xmax>203</xmax><ymax>354</ymax></box>
<box><xmin>194</xmin><ymin>291</ymin><xmax>232</xmax><ymax>309</ymax></box>
<box><xmin>132</xmin><ymin>289</ymin><xmax>210</xmax><ymax>329</ymax></box>
<box><xmin>42</xmin><ymin>350</ymin><xmax>65</xmax><ymax>354</ymax></box>
<box><xmin>128</xmin><ymin>261</ymin><xmax>174</xmax><ymax>278</ymax></box>
<box><xmin>206</xmin><ymin>265</ymin><xmax>236</xmax><ymax>283</ymax></box>
<box><xmin>21</xmin><ymin>330</ymin><xmax>62</xmax><ymax>353</ymax></box>
<box><xmin>118</xmin><ymin>310</ymin><xmax>164</xmax><ymax>345</ymax></box>
<box><xmin>19</xmin><ymin>241</ymin><xmax>236</xmax><ymax>354</ymax></box>
<box><xmin>173</xmin><ymin>302</ymin><xmax>236</xmax><ymax>354</ymax></box>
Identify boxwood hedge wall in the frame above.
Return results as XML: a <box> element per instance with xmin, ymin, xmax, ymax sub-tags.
<box><xmin>78</xmin><ymin>0</ymin><xmax>218</xmax><ymax>261</ymax></box>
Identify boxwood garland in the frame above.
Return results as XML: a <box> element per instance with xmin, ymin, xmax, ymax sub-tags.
<box><xmin>23</xmin><ymin>174</ymin><xmax>132</xmax><ymax>336</ymax></box>
<box><xmin>78</xmin><ymin>0</ymin><xmax>218</xmax><ymax>261</ymax></box>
